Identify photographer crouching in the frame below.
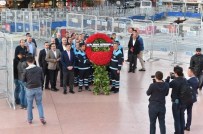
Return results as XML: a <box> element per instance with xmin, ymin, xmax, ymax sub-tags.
<box><xmin>147</xmin><ymin>71</ymin><xmax>169</xmax><ymax>134</ymax></box>
<box><xmin>165</xmin><ymin>66</ymin><xmax>187</xmax><ymax>134</ymax></box>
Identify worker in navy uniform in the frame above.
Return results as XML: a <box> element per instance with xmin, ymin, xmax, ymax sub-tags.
<box><xmin>77</xmin><ymin>42</ymin><xmax>91</xmax><ymax>92</ymax></box>
<box><xmin>115</xmin><ymin>40</ymin><xmax>124</xmax><ymax>63</ymax></box>
<box><xmin>110</xmin><ymin>42</ymin><xmax>123</xmax><ymax>93</ymax></box>
<box><xmin>73</xmin><ymin>41</ymin><xmax>80</xmax><ymax>87</ymax></box>
<box><xmin>147</xmin><ymin>71</ymin><xmax>169</xmax><ymax>134</ymax></box>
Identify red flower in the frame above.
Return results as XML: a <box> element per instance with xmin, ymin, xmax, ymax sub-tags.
<box><xmin>86</xmin><ymin>33</ymin><xmax>113</xmax><ymax>44</ymax></box>
<box><xmin>85</xmin><ymin>33</ymin><xmax>113</xmax><ymax>65</ymax></box>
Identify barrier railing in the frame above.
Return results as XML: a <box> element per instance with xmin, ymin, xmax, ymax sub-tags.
<box><xmin>0</xmin><ymin>36</ymin><xmax>15</xmax><ymax>109</ymax></box>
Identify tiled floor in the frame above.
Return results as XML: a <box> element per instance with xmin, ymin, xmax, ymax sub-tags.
<box><xmin>0</xmin><ymin>60</ymin><xmax>203</xmax><ymax>134</ymax></box>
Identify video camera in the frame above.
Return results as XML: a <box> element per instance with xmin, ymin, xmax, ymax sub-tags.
<box><xmin>151</xmin><ymin>75</ymin><xmax>156</xmax><ymax>83</ymax></box>
<box><xmin>170</xmin><ymin>72</ymin><xmax>175</xmax><ymax>79</ymax></box>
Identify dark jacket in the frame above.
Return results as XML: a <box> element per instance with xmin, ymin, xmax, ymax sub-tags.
<box><xmin>165</xmin><ymin>76</ymin><xmax>186</xmax><ymax>102</ymax></box>
<box><xmin>38</xmin><ymin>49</ymin><xmax>48</xmax><ymax>70</ymax></box>
<box><xmin>109</xmin><ymin>49</ymin><xmax>123</xmax><ymax>71</ymax></box>
<box><xmin>14</xmin><ymin>45</ymin><xmax>28</xmax><ymax>58</ymax></box>
<box><xmin>190</xmin><ymin>54</ymin><xmax>203</xmax><ymax>76</ymax></box>
<box><xmin>13</xmin><ymin>57</ymin><xmax>20</xmax><ymax>79</ymax></box>
<box><xmin>78</xmin><ymin>50</ymin><xmax>90</xmax><ymax>70</ymax></box>
<box><xmin>61</xmin><ymin>50</ymin><xmax>75</xmax><ymax>71</ymax></box>
<box><xmin>147</xmin><ymin>82</ymin><xmax>169</xmax><ymax>105</ymax></box>
<box><xmin>17</xmin><ymin>58</ymin><xmax>27</xmax><ymax>81</ymax></box>
<box><xmin>55</xmin><ymin>38</ymin><xmax>62</xmax><ymax>49</ymax></box>
<box><xmin>128</xmin><ymin>36</ymin><xmax>141</xmax><ymax>55</ymax></box>
<box><xmin>187</xmin><ymin>77</ymin><xmax>199</xmax><ymax>103</ymax></box>
<box><xmin>23</xmin><ymin>65</ymin><xmax>44</xmax><ymax>89</ymax></box>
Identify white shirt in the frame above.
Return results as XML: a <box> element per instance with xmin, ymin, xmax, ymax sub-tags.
<box><xmin>67</xmin><ymin>50</ymin><xmax>71</xmax><ymax>59</ymax></box>
<box><xmin>62</xmin><ymin>45</ymin><xmax>66</xmax><ymax>51</ymax></box>
<box><xmin>52</xmin><ymin>50</ymin><xmax>57</xmax><ymax>58</ymax></box>
<box><xmin>132</xmin><ymin>39</ymin><xmax>136</xmax><ymax>46</ymax></box>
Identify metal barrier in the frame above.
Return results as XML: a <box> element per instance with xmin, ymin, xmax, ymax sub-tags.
<box><xmin>66</xmin><ymin>13</ymin><xmax>83</xmax><ymax>33</ymax></box>
<box><xmin>0</xmin><ymin>36</ymin><xmax>15</xmax><ymax>109</ymax></box>
<box><xmin>82</xmin><ymin>15</ymin><xmax>97</xmax><ymax>34</ymax></box>
<box><xmin>96</xmin><ymin>16</ymin><xmax>114</xmax><ymax>34</ymax></box>
<box><xmin>175</xmin><ymin>23</ymin><xmax>203</xmax><ymax>64</ymax></box>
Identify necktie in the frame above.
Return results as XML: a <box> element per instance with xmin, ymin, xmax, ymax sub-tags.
<box><xmin>68</xmin><ymin>51</ymin><xmax>71</xmax><ymax>60</ymax></box>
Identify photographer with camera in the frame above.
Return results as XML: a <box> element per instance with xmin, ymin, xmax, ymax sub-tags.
<box><xmin>147</xmin><ymin>71</ymin><xmax>169</xmax><ymax>134</ymax></box>
<box><xmin>165</xmin><ymin>66</ymin><xmax>188</xmax><ymax>134</ymax></box>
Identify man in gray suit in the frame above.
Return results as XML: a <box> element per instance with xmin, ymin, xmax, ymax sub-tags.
<box><xmin>45</xmin><ymin>43</ymin><xmax>61</xmax><ymax>92</ymax></box>
<box><xmin>25</xmin><ymin>35</ymin><xmax>37</xmax><ymax>57</ymax></box>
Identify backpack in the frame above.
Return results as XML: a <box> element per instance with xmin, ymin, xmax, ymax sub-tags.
<box><xmin>179</xmin><ymin>81</ymin><xmax>194</xmax><ymax>105</ymax></box>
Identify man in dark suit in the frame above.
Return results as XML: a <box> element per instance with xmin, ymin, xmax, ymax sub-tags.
<box><xmin>38</xmin><ymin>42</ymin><xmax>50</xmax><ymax>90</ymax></box>
<box><xmin>58</xmin><ymin>37</ymin><xmax>68</xmax><ymax>87</ymax></box>
<box><xmin>61</xmin><ymin>43</ymin><xmax>75</xmax><ymax>94</ymax></box>
<box><xmin>128</xmin><ymin>30</ymin><xmax>140</xmax><ymax>73</ymax></box>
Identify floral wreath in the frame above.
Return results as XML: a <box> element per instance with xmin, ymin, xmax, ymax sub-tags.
<box><xmin>85</xmin><ymin>33</ymin><xmax>113</xmax><ymax>66</ymax></box>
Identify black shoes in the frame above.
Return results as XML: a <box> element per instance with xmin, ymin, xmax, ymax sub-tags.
<box><xmin>69</xmin><ymin>90</ymin><xmax>75</xmax><ymax>94</ymax></box>
<box><xmin>45</xmin><ymin>87</ymin><xmax>50</xmax><ymax>90</ymax></box>
<box><xmin>128</xmin><ymin>70</ymin><xmax>132</xmax><ymax>73</ymax></box>
<box><xmin>184</xmin><ymin>127</ymin><xmax>190</xmax><ymax>131</ymax></box>
<box><xmin>111</xmin><ymin>87</ymin><xmax>115</xmax><ymax>92</ymax></box>
<box><xmin>114</xmin><ymin>88</ymin><xmax>119</xmax><ymax>93</ymax></box>
<box><xmin>139</xmin><ymin>69</ymin><xmax>146</xmax><ymax>71</ymax></box>
<box><xmin>40</xmin><ymin>119</ymin><xmax>47</xmax><ymax>125</ymax></box>
<box><xmin>63</xmin><ymin>90</ymin><xmax>67</xmax><ymax>94</ymax></box>
<box><xmin>78</xmin><ymin>87</ymin><xmax>82</xmax><ymax>92</ymax></box>
<box><xmin>51</xmin><ymin>88</ymin><xmax>57</xmax><ymax>92</ymax></box>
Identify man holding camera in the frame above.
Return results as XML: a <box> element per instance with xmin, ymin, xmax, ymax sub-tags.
<box><xmin>147</xmin><ymin>71</ymin><xmax>169</xmax><ymax>134</ymax></box>
<box><xmin>165</xmin><ymin>66</ymin><xmax>186</xmax><ymax>134</ymax></box>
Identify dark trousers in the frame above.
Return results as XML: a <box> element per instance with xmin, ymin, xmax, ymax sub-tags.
<box><xmin>148</xmin><ymin>103</ymin><xmax>166</xmax><ymax>134</ymax></box>
<box><xmin>111</xmin><ymin>69</ymin><xmax>120</xmax><ymax>89</ymax></box>
<box><xmin>59</xmin><ymin>62</ymin><xmax>63</xmax><ymax>86</ymax></box>
<box><xmin>74</xmin><ymin>68</ymin><xmax>79</xmax><ymax>84</ymax></box>
<box><xmin>172</xmin><ymin>103</ymin><xmax>185</xmax><ymax>134</ymax></box>
<box><xmin>78</xmin><ymin>69</ymin><xmax>89</xmax><ymax>89</ymax></box>
<box><xmin>129</xmin><ymin>53</ymin><xmax>137</xmax><ymax>71</ymax></box>
<box><xmin>197</xmin><ymin>73</ymin><xmax>203</xmax><ymax>89</ymax></box>
<box><xmin>43</xmin><ymin>67</ymin><xmax>50</xmax><ymax>88</ymax></box>
<box><xmin>63</xmin><ymin>70</ymin><xmax>74</xmax><ymax>92</ymax></box>
<box><xmin>49</xmin><ymin>69</ymin><xmax>58</xmax><ymax>89</ymax></box>
<box><xmin>185</xmin><ymin>103</ymin><xmax>193</xmax><ymax>128</ymax></box>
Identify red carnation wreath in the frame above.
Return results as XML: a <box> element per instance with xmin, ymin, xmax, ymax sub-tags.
<box><xmin>85</xmin><ymin>33</ymin><xmax>113</xmax><ymax>65</ymax></box>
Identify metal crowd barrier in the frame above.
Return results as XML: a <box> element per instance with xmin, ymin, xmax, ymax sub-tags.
<box><xmin>0</xmin><ymin>36</ymin><xmax>15</xmax><ymax>109</ymax></box>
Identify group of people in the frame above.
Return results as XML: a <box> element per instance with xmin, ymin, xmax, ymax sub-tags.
<box><xmin>147</xmin><ymin>47</ymin><xmax>203</xmax><ymax>134</ymax></box>
<box><xmin>13</xmin><ymin>31</ymin><xmax>131</xmax><ymax>124</ymax></box>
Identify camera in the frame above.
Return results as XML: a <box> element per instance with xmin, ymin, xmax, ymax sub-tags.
<box><xmin>170</xmin><ymin>72</ymin><xmax>175</xmax><ymax>79</ymax></box>
<box><xmin>151</xmin><ymin>75</ymin><xmax>156</xmax><ymax>83</ymax></box>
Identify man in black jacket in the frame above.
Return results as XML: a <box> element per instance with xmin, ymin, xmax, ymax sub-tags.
<box><xmin>190</xmin><ymin>48</ymin><xmax>203</xmax><ymax>90</ymax></box>
<box><xmin>13</xmin><ymin>51</ymin><xmax>24</xmax><ymax>105</ymax></box>
<box><xmin>128</xmin><ymin>30</ymin><xmax>140</xmax><ymax>73</ymax></box>
<box><xmin>165</xmin><ymin>66</ymin><xmax>186</xmax><ymax>134</ymax></box>
<box><xmin>184</xmin><ymin>67</ymin><xmax>199</xmax><ymax>131</ymax></box>
<box><xmin>14</xmin><ymin>39</ymin><xmax>28</xmax><ymax>58</ymax></box>
<box><xmin>147</xmin><ymin>71</ymin><xmax>169</xmax><ymax>134</ymax></box>
<box><xmin>38</xmin><ymin>42</ymin><xmax>50</xmax><ymax>89</ymax></box>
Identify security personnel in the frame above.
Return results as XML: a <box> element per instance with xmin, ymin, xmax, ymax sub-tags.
<box><xmin>110</xmin><ymin>42</ymin><xmax>123</xmax><ymax>93</ymax></box>
<box><xmin>78</xmin><ymin>42</ymin><xmax>91</xmax><ymax>92</ymax></box>
<box><xmin>73</xmin><ymin>42</ymin><xmax>80</xmax><ymax>87</ymax></box>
